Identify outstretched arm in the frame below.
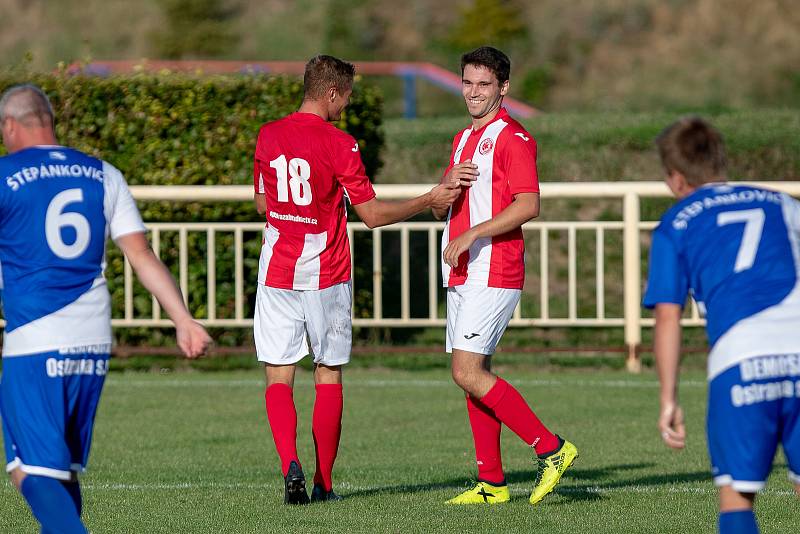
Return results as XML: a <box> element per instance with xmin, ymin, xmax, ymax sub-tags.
<box><xmin>654</xmin><ymin>303</ymin><xmax>686</xmax><ymax>449</ymax></box>
<box><xmin>353</xmin><ymin>183</ymin><xmax>460</xmax><ymax>229</ymax></box>
<box><xmin>115</xmin><ymin>232</ymin><xmax>212</xmax><ymax>359</ymax></box>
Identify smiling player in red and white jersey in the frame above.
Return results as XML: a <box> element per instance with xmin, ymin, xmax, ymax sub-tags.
<box><xmin>435</xmin><ymin>46</ymin><xmax>578</xmax><ymax>505</ymax></box>
<box><xmin>253</xmin><ymin>55</ymin><xmax>459</xmax><ymax>505</ymax></box>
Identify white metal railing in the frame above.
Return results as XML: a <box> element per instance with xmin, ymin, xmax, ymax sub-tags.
<box><xmin>126</xmin><ymin>181</ymin><xmax>800</xmax><ymax>369</ymax></box>
<box><xmin>10</xmin><ymin>182</ymin><xmax>800</xmax><ymax>370</ymax></box>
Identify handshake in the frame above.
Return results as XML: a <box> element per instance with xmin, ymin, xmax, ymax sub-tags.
<box><xmin>429</xmin><ymin>159</ymin><xmax>478</xmax><ymax>212</ymax></box>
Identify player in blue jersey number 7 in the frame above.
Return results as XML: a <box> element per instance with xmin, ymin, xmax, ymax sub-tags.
<box><xmin>644</xmin><ymin>117</ymin><xmax>800</xmax><ymax>534</ymax></box>
<box><xmin>0</xmin><ymin>84</ymin><xmax>212</xmax><ymax>533</ymax></box>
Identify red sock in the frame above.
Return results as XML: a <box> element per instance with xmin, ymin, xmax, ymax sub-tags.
<box><xmin>480</xmin><ymin>377</ymin><xmax>559</xmax><ymax>455</ymax></box>
<box><xmin>265</xmin><ymin>383</ymin><xmax>299</xmax><ymax>476</ymax></box>
<box><xmin>466</xmin><ymin>394</ymin><xmax>504</xmax><ymax>485</ymax></box>
<box><xmin>312</xmin><ymin>384</ymin><xmax>343</xmax><ymax>491</ymax></box>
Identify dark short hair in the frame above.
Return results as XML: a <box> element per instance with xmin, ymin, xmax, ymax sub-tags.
<box><xmin>460</xmin><ymin>46</ymin><xmax>511</xmax><ymax>84</ymax></box>
<box><xmin>655</xmin><ymin>116</ymin><xmax>728</xmax><ymax>186</ymax></box>
<box><xmin>303</xmin><ymin>55</ymin><xmax>356</xmax><ymax>100</ymax></box>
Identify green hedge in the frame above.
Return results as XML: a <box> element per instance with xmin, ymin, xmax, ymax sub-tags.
<box><xmin>0</xmin><ymin>72</ymin><xmax>384</xmax><ymax>185</ymax></box>
<box><xmin>0</xmin><ymin>73</ymin><xmax>384</xmax><ymax>346</ymax></box>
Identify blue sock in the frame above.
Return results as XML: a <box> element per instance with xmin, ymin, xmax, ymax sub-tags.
<box><xmin>61</xmin><ymin>481</ymin><xmax>82</xmax><ymax>516</ymax></box>
<box><xmin>719</xmin><ymin>510</ymin><xmax>759</xmax><ymax>534</ymax></box>
<box><xmin>20</xmin><ymin>475</ymin><xmax>87</xmax><ymax>534</ymax></box>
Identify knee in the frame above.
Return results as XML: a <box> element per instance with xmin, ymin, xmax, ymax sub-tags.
<box><xmin>9</xmin><ymin>468</ymin><xmax>26</xmax><ymax>491</ymax></box>
<box><xmin>718</xmin><ymin>486</ymin><xmax>755</xmax><ymax>511</ymax></box>
<box><xmin>314</xmin><ymin>364</ymin><xmax>342</xmax><ymax>385</ymax></box>
<box><xmin>451</xmin><ymin>365</ymin><xmax>474</xmax><ymax>391</ymax></box>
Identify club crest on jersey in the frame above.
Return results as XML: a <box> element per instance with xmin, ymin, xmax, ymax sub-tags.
<box><xmin>479</xmin><ymin>138</ymin><xmax>494</xmax><ymax>155</ymax></box>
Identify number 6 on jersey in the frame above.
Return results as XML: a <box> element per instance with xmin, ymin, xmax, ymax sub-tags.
<box><xmin>270</xmin><ymin>155</ymin><xmax>313</xmax><ymax>206</ymax></box>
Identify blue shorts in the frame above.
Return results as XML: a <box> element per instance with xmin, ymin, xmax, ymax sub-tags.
<box><xmin>1</xmin><ymin>350</ymin><xmax>109</xmax><ymax>481</ymax></box>
<box><xmin>707</xmin><ymin>354</ymin><xmax>800</xmax><ymax>492</ymax></box>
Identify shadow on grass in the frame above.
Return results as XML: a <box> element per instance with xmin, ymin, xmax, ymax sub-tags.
<box><xmin>341</xmin><ymin>462</ymin><xmax>710</xmax><ymax>504</ymax></box>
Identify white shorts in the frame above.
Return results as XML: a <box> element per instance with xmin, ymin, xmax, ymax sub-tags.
<box><xmin>254</xmin><ymin>282</ymin><xmax>352</xmax><ymax>366</ymax></box>
<box><xmin>446</xmin><ymin>285</ymin><xmax>521</xmax><ymax>355</ymax></box>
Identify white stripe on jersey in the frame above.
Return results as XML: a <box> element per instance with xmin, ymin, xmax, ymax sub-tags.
<box><xmin>707</xmin><ymin>194</ymin><xmax>800</xmax><ymax>380</ymax></box>
<box><xmin>441</xmin><ymin>129</ymin><xmax>472</xmax><ymax>285</ymax></box>
<box><xmin>293</xmin><ymin>231</ymin><xmax>328</xmax><ymax>290</ymax></box>
<box><xmin>465</xmin><ymin>119</ymin><xmax>508</xmax><ymax>285</ymax></box>
<box><xmin>258</xmin><ymin>225</ymin><xmax>278</xmax><ymax>285</ymax></box>
<box><xmin>102</xmin><ymin>162</ymin><xmax>146</xmax><ymax>241</ymax></box>
<box><xmin>441</xmin><ymin>120</ymin><xmax>510</xmax><ymax>286</ymax></box>
<box><xmin>452</xmin><ymin>129</ymin><xmax>471</xmax><ymax>166</ymax></box>
<box><xmin>3</xmin><ymin>278</ymin><xmax>112</xmax><ymax>357</ymax></box>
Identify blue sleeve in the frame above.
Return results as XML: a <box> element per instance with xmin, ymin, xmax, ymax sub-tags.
<box><xmin>642</xmin><ymin>226</ymin><xmax>689</xmax><ymax>309</ymax></box>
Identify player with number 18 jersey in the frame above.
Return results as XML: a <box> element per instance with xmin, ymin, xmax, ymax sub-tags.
<box><xmin>253</xmin><ymin>56</ymin><xmax>462</xmax><ymax>505</ymax></box>
<box><xmin>252</xmin><ymin>109</ymin><xmax>375</xmax><ymax>505</ymax></box>
<box><xmin>254</xmin><ymin>113</ymin><xmax>375</xmax><ymax>292</ymax></box>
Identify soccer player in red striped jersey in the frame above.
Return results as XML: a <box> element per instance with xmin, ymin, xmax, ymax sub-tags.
<box><xmin>435</xmin><ymin>47</ymin><xmax>578</xmax><ymax>505</ymax></box>
<box><xmin>252</xmin><ymin>55</ymin><xmax>459</xmax><ymax>504</ymax></box>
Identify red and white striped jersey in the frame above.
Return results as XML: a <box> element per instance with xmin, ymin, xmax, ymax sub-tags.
<box><xmin>441</xmin><ymin>108</ymin><xmax>539</xmax><ymax>289</ymax></box>
<box><xmin>254</xmin><ymin>112</ymin><xmax>376</xmax><ymax>290</ymax></box>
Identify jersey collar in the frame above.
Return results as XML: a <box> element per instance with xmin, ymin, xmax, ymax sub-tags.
<box><xmin>290</xmin><ymin>112</ymin><xmax>327</xmax><ymax>123</ymax></box>
<box><xmin>470</xmin><ymin>107</ymin><xmax>509</xmax><ymax>135</ymax></box>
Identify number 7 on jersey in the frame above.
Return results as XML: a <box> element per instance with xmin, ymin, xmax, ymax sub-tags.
<box><xmin>716</xmin><ymin>208</ymin><xmax>765</xmax><ymax>273</ymax></box>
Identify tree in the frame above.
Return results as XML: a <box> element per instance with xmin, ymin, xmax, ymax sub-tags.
<box><xmin>150</xmin><ymin>0</ymin><xmax>240</xmax><ymax>59</ymax></box>
<box><xmin>447</xmin><ymin>0</ymin><xmax>527</xmax><ymax>51</ymax></box>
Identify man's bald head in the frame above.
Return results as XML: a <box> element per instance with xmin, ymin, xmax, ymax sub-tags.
<box><xmin>0</xmin><ymin>84</ymin><xmax>54</xmax><ymax>129</ymax></box>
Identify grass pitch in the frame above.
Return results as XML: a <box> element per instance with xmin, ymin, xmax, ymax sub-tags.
<box><xmin>0</xmin><ymin>367</ymin><xmax>796</xmax><ymax>533</ymax></box>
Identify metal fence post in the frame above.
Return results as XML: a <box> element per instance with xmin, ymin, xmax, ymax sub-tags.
<box><xmin>623</xmin><ymin>191</ymin><xmax>642</xmax><ymax>373</ymax></box>
<box><xmin>402</xmin><ymin>74</ymin><xmax>417</xmax><ymax>119</ymax></box>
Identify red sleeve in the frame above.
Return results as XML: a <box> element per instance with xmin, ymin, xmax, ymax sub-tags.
<box><xmin>334</xmin><ymin>135</ymin><xmax>376</xmax><ymax>206</ymax></box>
<box><xmin>501</xmin><ymin>129</ymin><xmax>540</xmax><ymax>195</ymax></box>
<box><xmin>253</xmin><ymin>126</ymin><xmax>267</xmax><ymax>193</ymax></box>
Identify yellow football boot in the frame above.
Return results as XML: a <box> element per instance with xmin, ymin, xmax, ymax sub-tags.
<box><xmin>446</xmin><ymin>481</ymin><xmax>510</xmax><ymax>505</ymax></box>
<box><xmin>529</xmin><ymin>438</ymin><xmax>578</xmax><ymax>505</ymax></box>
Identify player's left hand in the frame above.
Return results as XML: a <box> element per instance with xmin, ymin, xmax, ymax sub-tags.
<box><xmin>176</xmin><ymin>319</ymin><xmax>213</xmax><ymax>359</ymax></box>
<box><xmin>658</xmin><ymin>402</ymin><xmax>686</xmax><ymax>449</ymax></box>
<box><xmin>443</xmin><ymin>229</ymin><xmax>478</xmax><ymax>268</ymax></box>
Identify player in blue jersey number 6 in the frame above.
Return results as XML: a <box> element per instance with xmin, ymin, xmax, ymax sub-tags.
<box><xmin>644</xmin><ymin>117</ymin><xmax>800</xmax><ymax>534</ymax></box>
<box><xmin>0</xmin><ymin>84</ymin><xmax>211</xmax><ymax>533</ymax></box>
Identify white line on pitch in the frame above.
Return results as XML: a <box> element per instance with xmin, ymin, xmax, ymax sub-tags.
<box><xmin>67</xmin><ymin>482</ymin><xmax>795</xmax><ymax>497</ymax></box>
<box><xmin>105</xmin><ymin>378</ymin><xmax>706</xmax><ymax>389</ymax></box>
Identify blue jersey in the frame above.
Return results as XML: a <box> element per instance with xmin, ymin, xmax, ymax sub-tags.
<box><xmin>0</xmin><ymin>146</ymin><xmax>145</xmax><ymax>357</ymax></box>
<box><xmin>643</xmin><ymin>183</ymin><xmax>800</xmax><ymax>380</ymax></box>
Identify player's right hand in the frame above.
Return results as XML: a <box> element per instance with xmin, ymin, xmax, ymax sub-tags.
<box><xmin>176</xmin><ymin>319</ymin><xmax>212</xmax><ymax>359</ymax></box>
<box><xmin>658</xmin><ymin>402</ymin><xmax>686</xmax><ymax>450</ymax></box>
<box><xmin>430</xmin><ymin>183</ymin><xmax>462</xmax><ymax>211</ymax></box>
<box><xmin>443</xmin><ymin>160</ymin><xmax>479</xmax><ymax>188</ymax></box>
